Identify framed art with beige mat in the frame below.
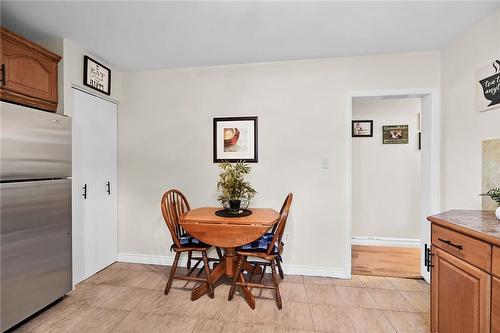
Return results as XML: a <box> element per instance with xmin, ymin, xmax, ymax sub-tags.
<box><xmin>482</xmin><ymin>139</ymin><xmax>500</xmax><ymax>210</ymax></box>
<box><xmin>213</xmin><ymin>117</ymin><xmax>258</xmax><ymax>163</ymax></box>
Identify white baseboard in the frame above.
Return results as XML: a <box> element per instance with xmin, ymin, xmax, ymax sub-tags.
<box><xmin>118</xmin><ymin>253</ymin><xmax>180</xmax><ymax>266</ymax></box>
<box><xmin>282</xmin><ymin>264</ymin><xmax>349</xmax><ymax>278</ymax></box>
<box><xmin>117</xmin><ymin>252</ymin><xmax>349</xmax><ymax>279</ymax></box>
<box><xmin>351</xmin><ymin>236</ymin><xmax>420</xmax><ymax>248</ymax></box>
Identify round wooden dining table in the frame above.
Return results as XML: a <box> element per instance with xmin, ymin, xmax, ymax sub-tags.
<box><xmin>179</xmin><ymin>207</ymin><xmax>280</xmax><ymax>309</ymax></box>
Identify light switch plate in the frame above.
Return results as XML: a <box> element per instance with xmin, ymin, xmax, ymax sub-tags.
<box><xmin>320</xmin><ymin>158</ymin><xmax>329</xmax><ymax>169</ymax></box>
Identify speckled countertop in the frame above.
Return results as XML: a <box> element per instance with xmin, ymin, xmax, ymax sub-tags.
<box><xmin>428</xmin><ymin>210</ymin><xmax>500</xmax><ymax>246</ymax></box>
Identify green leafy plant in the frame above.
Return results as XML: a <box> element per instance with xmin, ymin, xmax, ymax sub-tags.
<box><xmin>480</xmin><ymin>187</ymin><xmax>500</xmax><ymax>206</ymax></box>
<box><xmin>217</xmin><ymin>161</ymin><xmax>256</xmax><ymax>205</ymax></box>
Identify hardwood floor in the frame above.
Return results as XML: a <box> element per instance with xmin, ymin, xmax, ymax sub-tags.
<box><xmin>352</xmin><ymin>245</ymin><xmax>421</xmax><ymax>278</ymax></box>
<box><xmin>13</xmin><ymin>262</ymin><xmax>430</xmax><ymax>333</ymax></box>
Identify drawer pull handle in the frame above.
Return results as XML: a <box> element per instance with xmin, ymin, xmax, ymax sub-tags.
<box><xmin>438</xmin><ymin>238</ymin><xmax>463</xmax><ymax>250</ymax></box>
<box><xmin>0</xmin><ymin>64</ymin><xmax>5</xmax><ymax>86</ymax></box>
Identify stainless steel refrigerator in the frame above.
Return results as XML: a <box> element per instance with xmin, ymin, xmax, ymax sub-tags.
<box><xmin>1</xmin><ymin>101</ymin><xmax>72</xmax><ymax>331</ymax></box>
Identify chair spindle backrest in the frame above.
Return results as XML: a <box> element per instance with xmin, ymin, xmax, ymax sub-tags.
<box><xmin>267</xmin><ymin>193</ymin><xmax>293</xmax><ymax>255</ymax></box>
<box><xmin>161</xmin><ymin>189</ymin><xmax>191</xmax><ymax>248</ymax></box>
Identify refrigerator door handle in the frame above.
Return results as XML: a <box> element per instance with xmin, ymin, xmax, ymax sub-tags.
<box><xmin>82</xmin><ymin>184</ymin><xmax>87</xmax><ymax>199</ymax></box>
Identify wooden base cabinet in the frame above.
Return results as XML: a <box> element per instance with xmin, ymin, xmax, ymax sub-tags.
<box><xmin>492</xmin><ymin>277</ymin><xmax>500</xmax><ymax>333</ymax></box>
<box><xmin>431</xmin><ymin>247</ymin><xmax>491</xmax><ymax>333</ymax></box>
<box><xmin>0</xmin><ymin>27</ymin><xmax>61</xmax><ymax>112</ymax></box>
<box><xmin>428</xmin><ymin>211</ymin><xmax>500</xmax><ymax>333</ymax></box>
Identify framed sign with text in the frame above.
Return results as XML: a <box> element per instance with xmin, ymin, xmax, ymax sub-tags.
<box><xmin>83</xmin><ymin>55</ymin><xmax>111</xmax><ymax>95</ymax></box>
<box><xmin>476</xmin><ymin>60</ymin><xmax>500</xmax><ymax>112</ymax></box>
<box><xmin>383</xmin><ymin>125</ymin><xmax>409</xmax><ymax>144</ymax></box>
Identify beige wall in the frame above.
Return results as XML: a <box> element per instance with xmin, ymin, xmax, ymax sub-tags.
<box><xmin>37</xmin><ymin>38</ymin><xmax>122</xmax><ymax>116</ymax></box>
<box><xmin>37</xmin><ymin>9</ymin><xmax>500</xmax><ymax>275</ymax></box>
<box><xmin>38</xmin><ymin>9</ymin><xmax>500</xmax><ymax>275</ymax></box>
<box><xmin>118</xmin><ymin>51</ymin><xmax>440</xmax><ymax>274</ymax></box>
<box><xmin>61</xmin><ymin>39</ymin><xmax>122</xmax><ymax>117</ymax></box>
<box><xmin>352</xmin><ymin>98</ymin><xmax>421</xmax><ymax>240</ymax></box>
<box><xmin>441</xmin><ymin>10</ymin><xmax>500</xmax><ymax>210</ymax></box>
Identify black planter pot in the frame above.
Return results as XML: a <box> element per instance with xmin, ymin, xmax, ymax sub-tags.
<box><xmin>228</xmin><ymin>199</ymin><xmax>241</xmax><ymax>214</ymax></box>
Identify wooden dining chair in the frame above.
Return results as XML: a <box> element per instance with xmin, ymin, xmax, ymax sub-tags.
<box><xmin>161</xmin><ymin>189</ymin><xmax>219</xmax><ymax>298</ymax></box>
<box><xmin>228</xmin><ymin>193</ymin><xmax>293</xmax><ymax>309</ymax></box>
<box><xmin>272</xmin><ymin>196</ymin><xmax>290</xmax><ymax>279</ymax></box>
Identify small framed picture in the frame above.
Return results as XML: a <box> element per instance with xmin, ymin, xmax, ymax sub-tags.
<box><xmin>83</xmin><ymin>55</ymin><xmax>111</xmax><ymax>95</ymax></box>
<box><xmin>383</xmin><ymin>125</ymin><xmax>409</xmax><ymax>144</ymax></box>
<box><xmin>213</xmin><ymin>116</ymin><xmax>258</xmax><ymax>163</ymax></box>
<box><xmin>352</xmin><ymin>120</ymin><xmax>373</xmax><ymax>137</ymax></box>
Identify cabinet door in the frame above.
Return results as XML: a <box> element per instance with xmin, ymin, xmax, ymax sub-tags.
<box><xmin>431</xmin><ymin>246</ymin><xmax>491</xmax><ymax>333</ymax></box>
<box><xmin>1</xmin><ymin>31</ymin><xmax>59</xmax><ymax>110</ymax></box>
<box><xmin>492</xmin><ymin>277</ymin><xmax>500</xmax><ymax>333</ymax></box>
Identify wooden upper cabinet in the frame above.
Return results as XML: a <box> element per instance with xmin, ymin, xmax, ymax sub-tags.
<box><xmin>431</xmin><ymin>246</ymin><xmax>491</xmax><ymax>333</ymax></box>
<box><xmin>0</xmin><ymin>27</ymin><xmax>61</xmax><ymax>112</ymax></box>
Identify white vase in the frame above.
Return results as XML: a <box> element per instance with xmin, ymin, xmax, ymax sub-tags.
<box><xmin>496</xmin><ymin>207</ymin><xmax>500</xmax><ymax>220</ymax></box>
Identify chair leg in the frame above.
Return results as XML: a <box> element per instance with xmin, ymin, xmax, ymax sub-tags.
<box><xmin>276</xmin><ymin>257</ymin><xmax>284</xmax><ymax>279</ymax></box>
<box><xmin>201</xmin><ymin>251</ymin><xmax>214</xmax><ymax>299</ymax></box>
<box><xmin>164</xmin><ymin>251</ymin><xmax>180</xmax><ymax>295</ymax></box>
<box><xmin>216</xmin><ymin>247</ymin><xmax>223</xmax><ymax>260</ymax></box>
<box><xmin>270</xmin><ymin>259</ymin><xmax>282</xmax><ymax>309</ymax></box>
<box><xmin>228</xmin><ymin>255</ymin><xmax>245</xmax><ymax>301</ymax></box>
<box><xmin>187</xmin><ymin>251</ymin><xmax>192</xmax><ymax>270</ymax></box>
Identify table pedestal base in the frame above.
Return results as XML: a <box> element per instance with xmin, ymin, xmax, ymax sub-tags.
<box><xmin>191</xmin><ymin>248</ymin><xmax>258</xmax><ymax>309</ymax></box>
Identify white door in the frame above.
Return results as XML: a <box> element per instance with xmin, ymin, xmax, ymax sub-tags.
<box><xmin>419</xmin><ymin>93</ymin><xmax>440</xmax><ymax>283</ymax></box>
<box><xmin>72</xmin><ymin>88</ymin><xmax>117</xmax><ymax>285</ymax></box>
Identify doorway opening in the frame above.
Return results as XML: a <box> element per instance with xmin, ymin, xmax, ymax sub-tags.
<box><xmin>346</xmin><ymin>88</ymin><xmax>441</xmax><ymax>283</ymax></box>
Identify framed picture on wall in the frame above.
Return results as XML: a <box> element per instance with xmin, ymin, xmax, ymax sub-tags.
<box><xmin>476</xmin><ymin>60</ymin><xmax>500</xmax><ymax>112</ymax></box>
<box><xmin>83</xmin><ymin>55</ymin><xmax>111</xmax><ymax>95</ymax></box>
<box><xmin>352</xmin><ymin>120</ymin><xmax>373</xmax><ymax>137</ymax></box>
<box><xmin>213</xmin><ymin>117</ymin><xmax>258</xmax><ymax>163</ymax></box>
<box><xmin>383</xmin><ymin>125</ymin><xmax>409</xmax><ymax>144</ymax></box>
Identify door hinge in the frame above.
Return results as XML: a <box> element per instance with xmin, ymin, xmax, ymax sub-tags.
<box><xmin>424</xmin><ymin>243</ymin><xmax>434</xmax><ymax>272</ymax></box>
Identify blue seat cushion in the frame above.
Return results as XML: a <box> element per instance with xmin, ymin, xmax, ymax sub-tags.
<box><xmin>238</xmin><ymin>233</ymin><xmax>280</xmax><ymax>253</ymax></box>
<box><xmin>179</xmin><ymin>233</ymin><xmax>205</xmax><ymax>247</ymax></box>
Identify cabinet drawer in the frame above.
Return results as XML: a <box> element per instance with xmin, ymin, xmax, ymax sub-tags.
<box><xmin>492</xmin><ymin>246</ymin><xmax>500</xmax><ymax>278</ymax></box>
<box><xmin>432</xmin><ymin>224</ymin><xmax>491</xmax><ymax>272</ymax></box>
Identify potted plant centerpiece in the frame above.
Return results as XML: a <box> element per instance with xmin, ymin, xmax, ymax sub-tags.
<box><xmin>217</xmin><ymin>161</ymin><xmax>256</xmax><ymax>215</ymax></box>
<box><xmin>480</xmin><ymin>187</ymin><xmax>500</xmax><ymax>220</ymax></box>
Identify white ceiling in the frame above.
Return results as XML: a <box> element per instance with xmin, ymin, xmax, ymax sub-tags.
<box><xmin>1</xmin><ymin>1</ymin><xmax>499</xmax><ymax>71</ymax></box>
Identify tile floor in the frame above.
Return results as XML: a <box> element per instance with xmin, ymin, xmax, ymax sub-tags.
<box><xmin>13</xmin><ymin>262</ymin><xmax>430</xmax><ymax>333</ymax></box>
